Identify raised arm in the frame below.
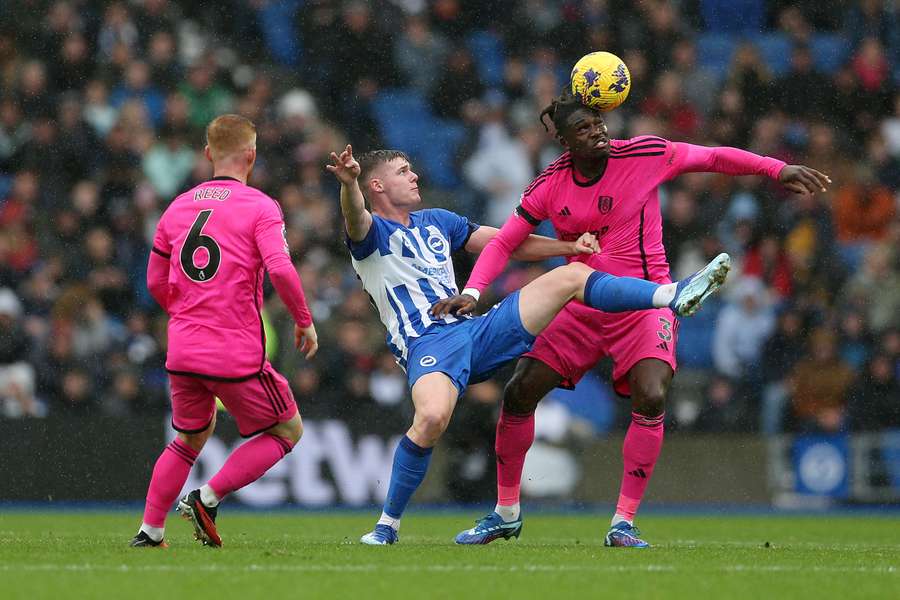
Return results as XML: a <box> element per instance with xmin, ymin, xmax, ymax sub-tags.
<box><xmin>255</xmin><ymin>204</ymin><xmax>318</xmax><ymax>358</ymax></box>
<box><xmin>667</xmin><ymin>142</ymin><xmax>831</xmax><ymax>194</ymax></box>
<box><xmin>327</xmin><ymin>144</ymin><xmax>373</xmax><ymax>242</ymax></box>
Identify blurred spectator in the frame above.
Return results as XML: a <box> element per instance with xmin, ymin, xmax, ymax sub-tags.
<box><xmin>394</xmin><ymin>15</ymin><xmax>450</xmax><ymax>96</ymax></box>
<box><xmin>431</xmin><ymin>47</ymin><xmax>484</xmax><ymax>120</ymax></box>
<box><xmin>463</xmin><ymin>96</ymin><xmax>533</xmax><ymax>226</ymax></box>
<box><xmin>787</xmin><ymin>328</ymin><xmax>855</xmax><ymax>433</ymax></box>
<box><xmin>839</xmin><ymin>243</ymin><xmax>900</xmax><ymax>335</ymax></box>
<box><xmin>760</xmin><ymin>306</ymin><xmax>808</xmax><ymax>434</ymax></box>
<box><xmin>0</xmin><ymin>288</ymin><xmax>43</xmax><ymax>418</ymax></box>
<box><xmin>142</xmin><ymin>126</ymin><xmax>194</xmax><ymax>197</ymax></box>
<box><xmin>833</xmin><ymin>165</ymin><xmax>896</xmax><ymax>268</ymax></box>
<box><xmin>848</xmin><ymin>354</ymin><xmax>900</xmax><ymax>431</ymax></box>
<box><xmin>774</xmin><ymin>45</ymin><xmax>832</xmax><ymax>121</ymax></box>
<box><xmin>712</xmin><ymin>277</ymin><xmax>776</xmax><ymax>380</ymax></box>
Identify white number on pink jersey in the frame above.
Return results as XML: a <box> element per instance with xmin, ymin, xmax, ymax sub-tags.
<box><xmin>180</xmin><ymin>209</ymin><xmax>222</xmax><ymax>282</ymax></box>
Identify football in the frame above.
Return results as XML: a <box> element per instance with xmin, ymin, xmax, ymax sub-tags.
<box><xmin>570</xmin><ymin>51</ymin><xmax>631</xmax><ymax>112</ymax></box>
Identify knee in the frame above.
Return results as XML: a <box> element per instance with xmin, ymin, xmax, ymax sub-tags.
<box><xmin>178</xmin><ymin>430</ymin><xmax>211</xmax><ymax>453</ymax></box>
<box><xmin>632</xmin><ymin>381</ymin><xmax>667</xmax><ymax>417</ymax></box>
<box><xmin>282</xmin><ymin>417</ymin><xmax>303</xmax><ymax>445</ymax></box>
<box><xmin>271</xmin><ymin>414</ymin><xmax>303</xmax><ymax>445</ymax></box>
<box><xmin>416</xmin><ymin>407</ymin><xmax>452</xmax><ymax>440</ymax></box>
<box><xmin>503</xmin><ymin>375</ymin><xmax>541</xmax><ymax>415</ymax></box>
<box><xmin>559</xmin><ymin>262</ymin><xmax>591</xmax><ymax>291</ymax></box>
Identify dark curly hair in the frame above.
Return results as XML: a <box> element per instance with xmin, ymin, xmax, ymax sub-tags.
<box><xmin>539</xmin><ymin>88</ymin><xmax>600</xmax><ymax>135</ymax></box>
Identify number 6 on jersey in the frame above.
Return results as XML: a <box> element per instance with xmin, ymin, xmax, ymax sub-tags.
<box><xmin>181</xmin><ymin>209</ymin><xmax>222</xmax><ymax>282</ymax></box>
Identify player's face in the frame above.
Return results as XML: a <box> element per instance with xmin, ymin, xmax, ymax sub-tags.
<box><xmin>560</xmin><ymin>109</ymin><xmax>610</xmax><ymax>159</ymax></box>
<box><xmin>375</xmin><ymin>158</ymin><xmax>420</xmax><ymax>206</ymax></box>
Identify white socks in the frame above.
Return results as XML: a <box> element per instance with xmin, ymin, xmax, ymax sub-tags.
<box><xmin>377</xmin><ymin>511</ymin><xmax>400</xmax><ymax>531</ymax></box>
<box><xmin>200</xmin><ymin>484</ymin><xmax>220</xmax><ymax>507</ymax></box>
<box><xmin>495</xmin><ymin>503</ymin><xmax>520</xmax><ymax>522</ymax></box>
<box><xmin>612</xmin><ymin>513</ymin><xmax>633</xmax><ymax>526</ymax></box>
<box><xmin>140</xmin><ymin>523</ymin><xmax>165</xmax><ymax>542</ymax></box>
<box><xmin>651</xmin><ymin>283</ymin><xmax>677</xmax><ymax>308</ymax></box>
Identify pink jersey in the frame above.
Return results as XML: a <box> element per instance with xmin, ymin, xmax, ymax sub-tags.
<box><xmin>148</xmin><ymin>177</ymin><xmax>312</xmax><ymax>380</ymax></box>
<box><xmin>466</xmin><ymin>137</ymin><xmax>786</xmax><ymax>289</ymax></box>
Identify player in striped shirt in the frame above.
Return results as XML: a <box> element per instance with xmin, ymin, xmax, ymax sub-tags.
<box><xmin>327</xmin><ymin>144</ymin><xmax>731</xmax><ymax>544</ymax></box>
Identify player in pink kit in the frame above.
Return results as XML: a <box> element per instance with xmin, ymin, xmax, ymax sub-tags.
<box><xmin>130</xmin><ymin>115</ymin><xmax>318</xmax><ymax>548</ymax></box>
<box><xmin>449</xmin><ymin>90</ymin><xmax>831</xmax><ymax>547</ymax></box>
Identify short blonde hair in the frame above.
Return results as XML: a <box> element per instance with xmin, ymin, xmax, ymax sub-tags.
<box><xmin>205</xmin><ymin>114</ymin><xmax>256</xmax><ymax>161</ymax></box>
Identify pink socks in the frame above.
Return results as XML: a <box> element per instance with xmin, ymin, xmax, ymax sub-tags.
<box><xmin>495</xmin><ymin>410</ymin><xmax>536</xmax><ymax>508</ymax></box>
<box><xmin>207</xmin><ymin>433</ymin><xmax>294</xmax><ymax>500</ymax></box>
<box><xmin>143</xmin><ymin>438</ymin><xmax>198</xmax><ymax>528</ymax></box>
<box><xmin>615</xmin><ymin>412</ymin><xmax>664</xmax><ymax>521</ymax></box>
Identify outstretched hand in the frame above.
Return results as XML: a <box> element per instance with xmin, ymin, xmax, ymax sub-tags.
<box><xmin>326</xmin><ymin>144</ymin><xmax>361</xmax><ymax>184</ymax></box>
<box><xmin>430</xmin><ymin>294</ymin><xmax>478</xmax><ymax>319</ymax></box>
<box><xmin>779</xmin><ymin>165</ymin><xmax>831</xmax><ymax>195</ymax></box>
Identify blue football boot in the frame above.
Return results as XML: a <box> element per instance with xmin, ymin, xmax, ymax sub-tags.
<box><xmin>360</xmin><ymin>523</ymin><xmax>399</xmax><ymax>545</ymax></box>
<box><xmin>455</xmin><ymin>512</ymin><xmax>523</xmax><ymax>545</ymax></box>
<box><xmin>670</xmin><ymin>252</ymin><xmax>731</xmax><ymax>317</ymax></box>
<box><xmin>604</xmin><ymin>521</ymin><xmax>650</xmax><ymax>548</ymax></box>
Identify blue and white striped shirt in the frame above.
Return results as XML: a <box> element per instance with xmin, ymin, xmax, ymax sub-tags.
<box><xmin>348</xmin><ymin>209</ymin><xmax>479</xmax><ymax>369</ymax></box>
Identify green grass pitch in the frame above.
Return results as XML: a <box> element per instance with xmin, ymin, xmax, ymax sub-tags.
<box><xmin>1</xmin><ymin>511</ymin><xmax>897</xmax><ymax>599</ymax></box>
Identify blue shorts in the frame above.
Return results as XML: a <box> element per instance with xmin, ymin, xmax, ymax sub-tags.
<box><xmin>405</xmin><ymin>291</ymin><xmax>536</xmax><ymax>393</ymax></box>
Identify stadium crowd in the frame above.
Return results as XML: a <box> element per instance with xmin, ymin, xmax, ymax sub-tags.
<box><xmin>0</xmin><ymin>0</ymin><xmax>898</xmax><ymax>444</ymax></box>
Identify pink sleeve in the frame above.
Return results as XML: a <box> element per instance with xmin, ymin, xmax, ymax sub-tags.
<box><xmin>147</xmin><ymin>250</ymin><xmax>170</xmax><ymax>312</ymax></box>
<box><xmin>665</xmin><ymin>142</ymin><xmax>786</xmax><ymax>182</ymax></box>
<box><xmin>255</xmin><ymin>203</ymin><xmax>313</xmax><ymax>328</ymax></box>
<box><xmin>464</xmin><ymin>212</ymin><xmax>536</xmax><ymax>292</ymax></box>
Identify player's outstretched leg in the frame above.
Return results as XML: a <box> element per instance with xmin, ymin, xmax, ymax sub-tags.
<box><xmin>179</xmin><ymin>414</ymin><xmax>301</xmax><ymax>547</ymax></box>
<box><xmin>130</xmin><ymin>416</ymin><xmax>216</xmax><ymax>548</ymax></box>
<box><xmin>361</xmin><ymin>372</ymin><xmax>458</xmax><ymax>545</ymax></box>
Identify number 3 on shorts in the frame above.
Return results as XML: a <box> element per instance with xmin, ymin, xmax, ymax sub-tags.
<box><xmin>657</xmin><ymin>316</ymin><xmax>673</xmax><ymax>342</ymax></box>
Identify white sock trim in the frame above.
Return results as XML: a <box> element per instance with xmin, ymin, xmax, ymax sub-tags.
<box><xmin>377</xmin><ymin>511</ymin><xmax>400</xmax><ymax>531</ymax></box>
<box><xmin>140</xmin><ymin>523</ymin><xmax>165</xmax><ymax>542</ymax></box>
<box><xmin>495</xmin><ymin>503</ymin><xmax>520</xmax><ymax>522</ymax></box>
<box><xmin>612</xmin><ymin>513</ymin><xmax>633</xmax><ymax>526</ymax></box>
<box><xmin>651</xmin><ymin>283</ymin><xmax>677</xmax><ymax>308</ymax></box>
<box><xmin>200</xmin><ymin>484</ymin><xmax>220</xmax><ymax>507</ymax></box>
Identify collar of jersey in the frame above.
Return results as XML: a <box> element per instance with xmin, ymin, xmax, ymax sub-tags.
<box><xmin>571</xmin><ymin>161</ymin><xmax>607</xmax><ymax>188</ymax></box>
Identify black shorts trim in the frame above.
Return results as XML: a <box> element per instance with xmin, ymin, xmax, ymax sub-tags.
<box><xmin>262</xmin><ymin>370</ymin><xmax>289</xmax><ymax>413</ymax></box>
<box><xmin>171</xmin><ymin>414</ymin><xmax>215</xmax><ymax>435</ymax></box>
<box><xmin>240</xmin><ymin>420</ymin><xmax>281</xmax><ymax>439</ymax></box>
<box><xmin>167</xmin><ymin>368</ymin><xmax>259</xmax><ymax>382</ymax></box>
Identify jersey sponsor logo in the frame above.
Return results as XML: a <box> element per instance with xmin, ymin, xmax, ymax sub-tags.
<box><xmin>419</xmin><ymin>355</ymin><xmax>437</xmax><ymax>367</ymax></box>
<box><xmin>192</xmin><ymin>187</ymin><xmax>231</xmax><ymax>202</ymax></box>
<box><xmin>558</xmin><ymin>206</ymin><xmax>572</xmax><ymax>217</ymax></box>
<box><xmin>598</xmin><ymin>195</ymin><xmax>614</xmax><ymax>214</ymax></box>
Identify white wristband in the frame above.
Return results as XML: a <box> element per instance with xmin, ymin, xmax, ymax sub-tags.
<box><xmin>461</xmin><ymin>288</ymin><xmax>481</xmax><ymax>302</ymax></box>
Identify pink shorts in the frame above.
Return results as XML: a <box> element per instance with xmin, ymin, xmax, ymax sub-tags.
<box><xmin>524</xmin><ymin>303</ymin><xmax>679</xmax><ymax>396</ymax></box>
<box><xmin>169</xmin><ymin>361</ymin><xmax>298</xmax><ymax>438</ymax></box>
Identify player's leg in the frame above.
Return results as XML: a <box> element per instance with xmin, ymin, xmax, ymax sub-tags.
<box><xmin>179</xmin><ymin>364</ymin><xmax>300</xmax><ymax>547</ymax></box>
<box><xmin>362</xmin><ymin>371</ymin><xmax>459</xmax><ymax>545</ymax></box>
<box><xmin>131</xmin><ymin>376</ymin><xmax>217</xmax><ymax>548</ymax></box>
<box><xmin>606</xmin><ymin>358</ymin><xmax>672</xmax><ymax>548</ymax></box>
<box><xmin>515</xmin><ymin>253</ymin><xmax>731</xmax><ymax>336</ymax></box>
<box><xmin>455</xmin><ymin>357</ymin><xmax>561</xmax><ymax>544</ymax></box>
